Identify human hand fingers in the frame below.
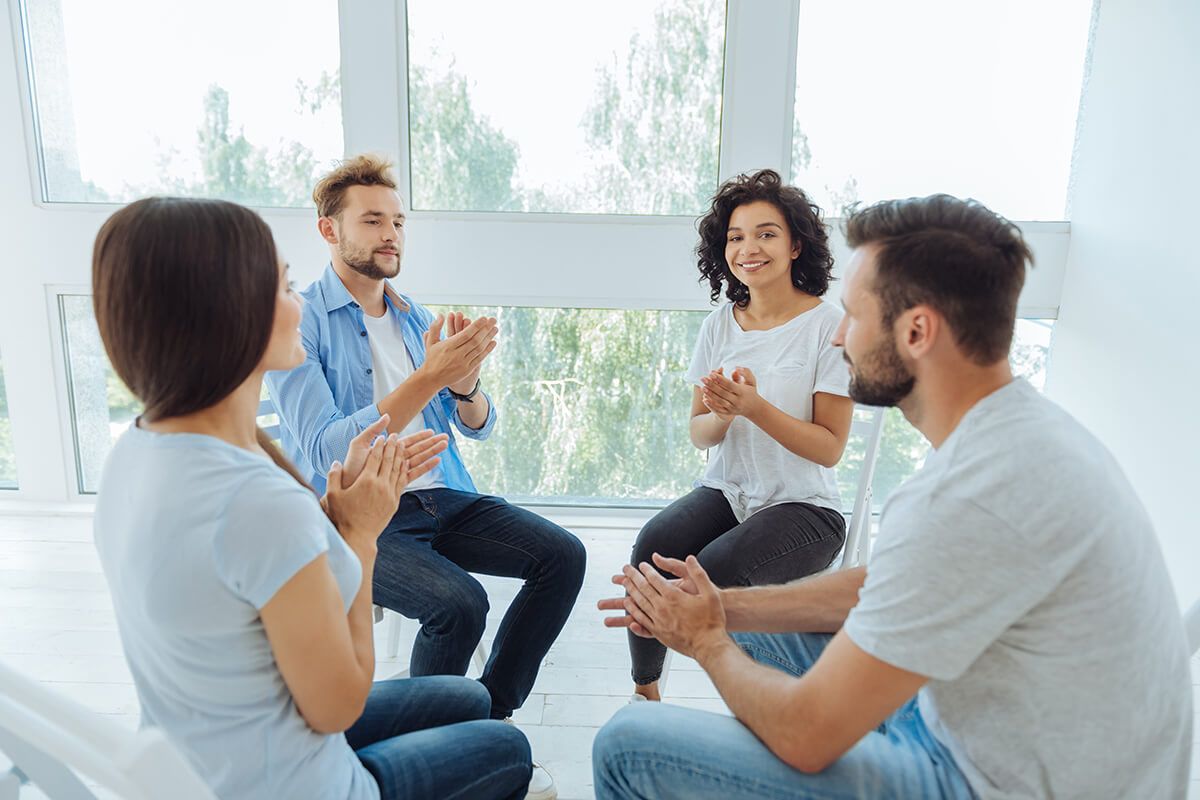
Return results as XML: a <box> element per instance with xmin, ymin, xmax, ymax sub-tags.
<box><xmin>622</xmin><ymin>595</ymin><xmax>657</xmax><ymax>634</ymax></box>
<box><xmin>351</xmin><ymin>415</ymin><xmax>390</xmax><ymax>448</ymax></box>
<box><xmin>623</xmin><ymin>562</ymin><xmax>661</xmax><ymax>609</ymax></box>
<box><xmin>651</xmin><ymin>553</ymin><xmax>689</xmax><ymax>580</ymax></box>
<box><xmin>342</xmin><ymin>415</ymin><xmax>390</xmax><ymax>487</ymax></box>
<box><xmin>402</xmin><ymin>432</ymin><xmax>449</xmax><ymax>468</ymax></box>
<box><xmin>731</xmin><ymin>367</ymin><xmax>756</xmax><ymax>386</ymax></box>
<box><xmin>426</xmin><ymin>314</ymin><xmax>445</xmax><ymax>346</ymax></box>
<box><xmin>702</xmin><ymin>384</ymin><xmax>736</xmax><ymax>409</ymax></box>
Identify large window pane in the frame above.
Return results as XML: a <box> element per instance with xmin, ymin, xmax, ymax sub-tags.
<box><xmin>59</xmin><ymin>296</ymin><xmax>276</xmax><ymax>494</ymax></box>
<box><xmin>790</xmin><ymin>0</ymin><xmax>1092</xmax><ymax>221</ymax></box>
<box><xmin>22</xmin><ymin>0</ymin><xmax>342</xmax><ymax>205</ymax></box>
<box><xmin>407</xmin><ymin>0</ymin><xmax>726</xmax><ymax>215</ymax></box>
<box><xmin>0</xmin><ymin>353</ymin><xmax>17</xmax><ymax>489</ymax></box>
<box><xmin>853</xmin><ymin>319</ymin><xmax>1056</xmax><ymax>508</ymax></box>
<box><xmin>428</xmin><ymin>306</ymin><xmax>708</xmax><ymax>504</ymax></box>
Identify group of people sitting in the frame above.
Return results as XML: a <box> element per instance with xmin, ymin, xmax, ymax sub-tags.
<box><xmin>89</xmin><ymin>153</ymin><xmax>1192</xmax><ymax>800</ymax></box>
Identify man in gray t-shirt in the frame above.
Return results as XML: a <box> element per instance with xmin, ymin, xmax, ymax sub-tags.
<box><xmin>596</xmin><ymin>194</ymin><xmax>1192</xmax><ymax>799</ymax></box>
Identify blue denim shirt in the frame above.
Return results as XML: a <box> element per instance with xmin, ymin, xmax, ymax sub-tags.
<box><xmin>264</xmin><ymin>264</ymin><xmax>496</xmax><ymax>494</ymax></box>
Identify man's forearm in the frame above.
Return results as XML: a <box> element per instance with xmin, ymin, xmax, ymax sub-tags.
<box><xmin>378</xmin><ymin>371</ymin><xmax>442</xmax><ymax>431</ymax></box>
<box><xmin>455</xmin><ymin>392</ymin><xmax>490</xmax><ymax>430</ymax></box>
<box><xmin>722</xmin><ymin>567</ymin><xmax>865</xmax><ymax>634</ymax></box>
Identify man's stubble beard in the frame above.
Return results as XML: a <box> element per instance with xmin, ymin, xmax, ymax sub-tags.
<box><xmin>846</xmin><ymin>331</ymin><xmax>916</xmax><ymax>408</ymax></box>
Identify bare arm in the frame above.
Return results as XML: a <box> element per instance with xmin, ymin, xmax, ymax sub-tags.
<box><xmin>616</xmin><ymin>556</ymin><xmax>926</xmax><ymax>774</ymax></box>
<box><xmin>377</xmin><ymin>313</ymin><xmax>497</xmax><ymax>430</ymax></box>
<box><xmin>697</xmin><ymin>628</ymin><xmax>927</xmax><ymax>773</ymax></box>
<box><xmin>260</xmin><ymin>424</ymin><xmax>446</xmax><ymax>734</ymax></box>
<box><xmin>702</xmin><ymin>368</ymin><xmax>853</xmax><ymax>467</ymax></box>
<box><xmin>689</xmin><ymin>383</ymin><xmax>733</xmax><ymax>449</ymax></box>
<box><xmin>721</xmin><ymin>566</ymin><xmax>866</xmax><ymax>634</ymax></box>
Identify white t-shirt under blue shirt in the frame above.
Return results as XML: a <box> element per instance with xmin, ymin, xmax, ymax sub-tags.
<box><xmin>93</xmin><ymin>424</ymin><xmax>379</xmax><ymax>800</ymax></box>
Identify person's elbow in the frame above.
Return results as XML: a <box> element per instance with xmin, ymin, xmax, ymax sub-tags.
<box><xmin>773</xmin><ymin>729</ymin><xmax>843</xmax><ymax>774</ymax></box>
<box><xmin>296</xmin><ymin>679</ymin><xmax>371</xmax><ymax>734</ymax></box>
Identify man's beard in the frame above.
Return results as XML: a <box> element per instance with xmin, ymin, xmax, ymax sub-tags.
<box><xmin>846</xmin><ymin>333</ymin><xmax>915</xmax><ymax>407</ymax></box>
<box><xmin>339</xmin><ymin>242</ymin><xmax>400</xmax><ymax>280</ymax></box>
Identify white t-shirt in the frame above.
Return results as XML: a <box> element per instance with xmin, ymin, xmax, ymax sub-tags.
<box><xmin>362</xmin><ymin>307</ymin><xmax>445</xmax><ymax>492</ymax></box>
<box><xmin>684</xmin><ymin>301</ymin><xmax>850</xmax><ymax>520</ymax></box>
<box><xmin>93</xmin><ymin>425</ymin><xmax>378</xmax><ymax>800</ymax></box>
<box><xmin>844</xmin><ymin>380</ymin><xmax>1192</xmax><ymax>799</ymax></box>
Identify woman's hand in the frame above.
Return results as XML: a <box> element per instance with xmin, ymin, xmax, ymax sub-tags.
<box><xmin>323</xmin><ymin>434</ymin><xmax>405</xmax><ymax>544</ymax></box>
<box><xmin>701</xmin><ymin>367</ymin><xmax>761</xmax><ymax>420</ymax></box>
<box><xmin>339</xmin><ymin>415</ymin><xmax>392</xmax><ymax>489</ymax></box>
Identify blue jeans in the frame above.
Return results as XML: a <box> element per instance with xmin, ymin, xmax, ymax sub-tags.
<box><xmin>594</xmin><ymin>633</ymin><xmax>976</xmax><ymax>800</ymax></box>
<box><xmin>372</xmin><ymin>488</ymin><xmax>587</xmax><ymax>718</ymax></box>
<box><xmin>347</xmin><ymin>676</ymin><xmax>531</xmax><ymax>800</ymax></box>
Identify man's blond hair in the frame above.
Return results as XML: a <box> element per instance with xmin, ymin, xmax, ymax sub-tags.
<box><xmin>312</xmin><ymin>153</ymin><xmax>399</xmax><ymax>219</ymax></box>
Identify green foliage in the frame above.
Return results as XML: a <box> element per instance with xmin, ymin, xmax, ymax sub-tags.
<box><xmin>573</xmin><ymin>0</ymin><xmax>725</xmax><ymax>215</ymax></box>
<box><xmin>409</xmin><ymin>61</ymin><xmax>523</xmax><ymax>212</ymax></box>
<box><xmin>432</xmin><ymin>306</ymin><xmax>708</xmax><ymax>502</ymax></box>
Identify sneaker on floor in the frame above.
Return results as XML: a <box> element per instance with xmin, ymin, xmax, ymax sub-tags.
<box><xmin>503</xmin><ymin>718</ymin><xmax>557</xmax><ymax>800</ymax></box>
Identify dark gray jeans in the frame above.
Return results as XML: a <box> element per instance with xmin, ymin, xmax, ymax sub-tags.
<box><xmin>628</xmin><ymin>486</ymin><xmax>845</xmax><ymax>685</ymax></box>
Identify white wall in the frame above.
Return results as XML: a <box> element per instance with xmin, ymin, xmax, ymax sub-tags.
<box><xmin>1048</xmin><ymin>0</ymin><xmax>1200</xmax><ymax>610</ymax></box>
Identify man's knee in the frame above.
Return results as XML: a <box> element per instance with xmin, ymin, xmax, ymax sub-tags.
<box><xmin>423</xmin><ymin>576</ymin><xmax>490</xmax><ymax>637</ymax></box>
<box><xmin>594</xmin><ymin>703</ymin><xmax>656</xmax><ymax>768</ymax></box>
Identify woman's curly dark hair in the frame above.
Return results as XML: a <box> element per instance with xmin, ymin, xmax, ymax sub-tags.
<box><xmin>696</xmin><ymin>169</ymin><xmax>833</xmax><ymax>307</ymax></box>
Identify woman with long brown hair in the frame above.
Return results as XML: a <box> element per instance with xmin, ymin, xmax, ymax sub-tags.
<box><xmin>90</xmin><ymin>197</ymin><xmax>532</xmax><ymax>800</ymax></box>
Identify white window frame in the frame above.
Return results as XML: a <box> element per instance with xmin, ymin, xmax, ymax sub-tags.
<box><xmin>0</xmin><ymin>0</ymin><xmax>1071</xmax><ymax>505</ymax></box>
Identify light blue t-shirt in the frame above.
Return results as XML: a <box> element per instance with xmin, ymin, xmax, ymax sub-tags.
<box><xmin>93</xmin><ymin>424</ymin><xmax>379</xmax><ymax>800</ymax></box>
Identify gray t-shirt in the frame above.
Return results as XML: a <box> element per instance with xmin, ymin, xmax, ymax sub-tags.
<box><xmin>844</xmin><ymin>380</ymin><xmax>1192</xmax><ymax>799</ymax></box>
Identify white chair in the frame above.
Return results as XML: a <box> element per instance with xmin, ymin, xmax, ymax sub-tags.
<box><xmin>376</xmin><ymin>606</ymin><xmax>489</xmax><ymax>678</ymax></box>
<box><xmin>658</xmin><ymin>404</ymin><xmax>887</xmax><ymax>695</ymax></box>
<box><xmin>0</xmin><ymin>659</ymin><xmax>216</xmax><ymax>800</ymax></box>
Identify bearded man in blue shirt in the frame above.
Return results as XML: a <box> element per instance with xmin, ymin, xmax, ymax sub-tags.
<box><xmin>266</xmin><ymin>154</ymin><xmax>584</xmax><ymax>800</ymax></box>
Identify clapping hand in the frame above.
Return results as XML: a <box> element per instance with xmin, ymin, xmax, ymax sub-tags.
<box><xmin>323</xmin><ymin>416</ymin><xmax>448</xmax><ymax>540</ymax></box>
<box><xmin>701</xmin><ymin>366</ymin><xmax>760</xmax><ymax>420</ymax></box>
<box><xmin>421</xmin><ymin>312</ymin><xmax>498</xmax><ymax>393</ymax></box>
<box><xmin>597</xmin><ymin>554</ymin><xmax>727</xmax><ymax>659</ymax></box>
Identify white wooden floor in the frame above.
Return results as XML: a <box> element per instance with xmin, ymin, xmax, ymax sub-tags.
<box><xmin>1</xmin><ymin>510</ymin><xmax>1197</xmax><ymax>799</ymax></box>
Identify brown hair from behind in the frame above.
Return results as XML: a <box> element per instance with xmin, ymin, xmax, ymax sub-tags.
<box><xmin>312</xmin><ymin>153</ymin><xmax>399</xmax><ymax>219</ymax></box>
<box><xmin>844</xmin><ymin>194</ymin><xmax>1034</xmax><ymax>365</ymax></box>
<box><xmin>93</xmin><ymin>196</ymin><xmax>317</xmax><ymax>495</ymax></box>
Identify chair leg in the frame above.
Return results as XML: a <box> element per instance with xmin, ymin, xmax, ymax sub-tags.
<box><xmin>658</xmin><ymin>648</ymin><xmax>674</xmax><ymax>697</ymax></box>
<box><xmin>386</xmin><ymin>610</ymin><xmax>404</xmax><ymax>659</ymax></box>
<box><xmin>471</xmin><ymin>641</ymin><xmax>489</xmax><ymax>677</ymax></box>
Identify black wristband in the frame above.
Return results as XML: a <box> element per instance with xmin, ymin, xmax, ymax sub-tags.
<box><xmin>448</xmin><ymin>378</ymin><xmax>482</xmax><ymax>403</ymax></box>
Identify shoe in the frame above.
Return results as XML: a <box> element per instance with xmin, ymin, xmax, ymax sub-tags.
<box><xmin>503</xmin><ymin>717</ymin><xmax>558</xmax><ymax>800</ymax></box>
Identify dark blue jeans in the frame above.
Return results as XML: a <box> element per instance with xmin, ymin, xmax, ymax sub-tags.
<box><xmin>628</xmin><ymin>487</ymin><xmax>845</xmax><ymax>684</ymax></box>
<box><xmin>373</xmin><ymin>488</ymin><xmax>587</xmax><ymax>718</ymax></box>
<box><xmin>347</xmin><ymin>677</ymin><xmax>531</xmax><ymax>800</ymax></box>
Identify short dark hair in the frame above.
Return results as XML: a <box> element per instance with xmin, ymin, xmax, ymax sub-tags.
<box><xmin>313</xmin><ymin>153</ymin><xmax>399</xmax><ymax>219</ymax></box>
<box><xmin>696</xmin><ymin>169</ymin><xmax>833</xmax><ymax>307</ymax></box>
<box><xmin>844</xmin><ymin>194</ymin><xmax>1034</xmax><ymax>365</ymax></box>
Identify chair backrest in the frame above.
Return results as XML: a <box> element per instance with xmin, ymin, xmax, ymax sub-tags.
<box><xmin>838</xmin><ymin>405</ymin><xmax>886</xmax><ymax>569</ymax></box>
<box><xmin>0</xmin><ymin>659</ymin><xmax>216</xmax><ymax>800</ymax></box>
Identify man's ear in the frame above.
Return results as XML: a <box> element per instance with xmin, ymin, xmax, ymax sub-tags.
<box><xmin>896</xmin><ymin>305</ymin><xmax>940</xmax><ymax>360</ymax></box>
<box><xmin>318</xmin><ymin>216</ymin><xmax>338</xmax><ymax>245</ymax></box>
